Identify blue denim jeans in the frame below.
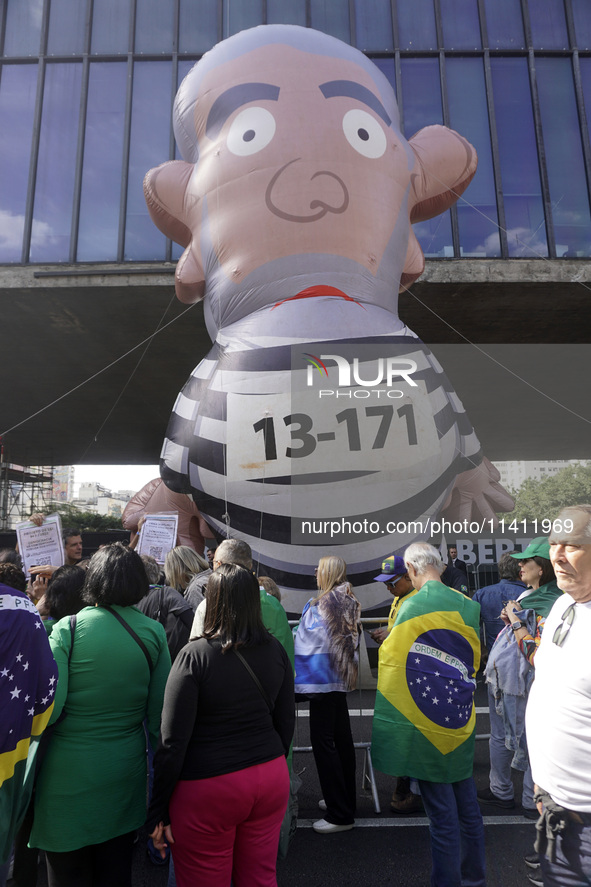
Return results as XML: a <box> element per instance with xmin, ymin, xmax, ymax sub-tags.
<box><xmin>417</xmin><ymin>777</ymin><xmax>486</xmax><ymax>887</ymax></box>
<box><xmin>168</xmin><ymin>855</ymin><xmax>177</xmax><ymax>887</ymax></box>
<box><xmin>487</xmin><ymin>685</ymin><xmax>535</xmax><ymax>808</ymax></box>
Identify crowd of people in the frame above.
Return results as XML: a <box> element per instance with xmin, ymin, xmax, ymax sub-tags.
<box><xmin>1</xmin><ymin>503</ymin><xmax>590</xmax><ymax>887</ymax></box>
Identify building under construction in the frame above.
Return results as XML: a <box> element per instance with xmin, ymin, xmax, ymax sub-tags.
<box><xmin>0</xmin><ymin>461</ymin><xmax>54</xmax><ymax>531</ymax></box>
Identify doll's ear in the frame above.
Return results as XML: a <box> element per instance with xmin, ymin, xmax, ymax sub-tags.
<box><xmin>144</xmin><ymin>160</ymin><xmax>196</xmax><ymax>245</ymax></box>
<box><xmin>408</xmin><ymin>125</ymin><xmax>477</xmax><ymax>222</ymax></box>
<box><xmin>144</xmin><ymin>160</ymin><xmax>205</xmax><ymax>303</ymax></box>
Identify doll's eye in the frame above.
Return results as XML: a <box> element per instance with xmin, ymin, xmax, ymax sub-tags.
<box><xmin>342</xmin><ymin>109</ymin><xmax>387</xmax><ymax>159</ymax></box>
<box><xmin>227</xmin><ymin>107</ymin><xmax>276</xmax><ymax>156</ymax></box>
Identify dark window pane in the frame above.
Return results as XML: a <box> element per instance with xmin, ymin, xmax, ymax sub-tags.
<box><xmin>310</xmin><ymin>0</ymin><xmax>350</xmax><ymax>44</ymax></box>
<box><xmin>447</xmin><ymin>57</ymin><xmax>500</xmax><ymax>256</ymax></box>
<box><xmin>397</xmin><ymin>0</ymin><xmax>437</xmax><ymax>49</ymax></box>
<box><xmin>580</xmin><ymin>58</ymin><xmax>591</xmax><ymax>147</ymax></box>
<box><xmin>0</xmin><ymin>64</ymin><xmax>37</xmax><ymax>261</ymax></box>
<box><xmin>47</xmin><ymin>0</ymin><xmax>87</xmax><ymax>55</ymax></box>
<box><xmin>31</xmin><ymin>63</ymin><xmax>82</xmax><ymax>262</ymax></box>
<box><xmin>77</xmin><ymin>63</ymin><xmax>126</xmax><ymax>261</ymax></box>
<box><xmin>491</xmin><ymin>58</ymin><xmax>547</xmax><ymax>257</ymax></box>
<box><xmin>483</xmin><ymin>0</ymin><xmax>525</xmax><ymax>49</ymax></box>
<box><xmin>135</xmin><ymin>0</ymin><xmax>174</xmax><ymax>53</ymax></box>
<box><xmin>178</xmin><ymin>59</ymin><xmax>195</xmax><ymax>89</ymax></box>
<box><xmin>224</xmin><ymin>0</ymin><xmax>263</xmax><ymax>37</ymax></box>
<box><xmin>91</xmin><ymin>0</ymin><xmax>130</xmax><ymax>54</ymax></box>
<box><xmin>267</xmin><ymin>0</ymin><xmax>306</xmax><ymax>26</ymax></box>
<box><xmin>440</xmin><ymin>0</ymin><xmax>481</xmax><ymax>49</ymax></box>
<box><xmin>373</xmin><ymin>58</ymin><xmax>396</xmax><ymax>96</ymax></box>
<box><xmin>3</xmin><ymin>0</ymin><xmax>43</xmax><ymax>57</ymax></box>
<box><xmin>125</xmin><ymin>62</ymin><xmax>173</xmax><ymax>260</ymax></box>
<box><xmin>527</xmin><ymin>0</ymin><xmax>568</xmax><ymax>49</ymax></box>
<box><xmin>401</xmin><ymin>58</ymin><xmax>453</xmax><ymax>257</ymax></box>
<box><xmin>179</xmin><ymin>0</ymin><xmax>219</xmax><ymax>53</ymax></box>
<box><xmin>572</xmin><ymin>0</ymin><xmax>591</xmax><ymax>50</ymax></box>
<box><xmin>401</xmin><ymin>58</ymin><xmax>442</xmax><ymax>136</ymax></box>
<box><xmin>355</xmin><ymin>0</ymin><xmax>393</xmax><ymax>51</ymax></box>
<box><xmin>537</xmin><ymin>58</ymin><xmax>591</xmax><ymax>256</ymax></box>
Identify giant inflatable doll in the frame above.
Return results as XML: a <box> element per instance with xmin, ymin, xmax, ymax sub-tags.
<box><xmin>144</xmin><ymin>25</ymin><xmax>513</xmax><ymax>613</ymax></box>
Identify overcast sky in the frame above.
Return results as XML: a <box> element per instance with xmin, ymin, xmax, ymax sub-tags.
<box><xmin>74</xmin><ymin>464</ymin><xmax>159</xmax><ymax>495</ymax></box>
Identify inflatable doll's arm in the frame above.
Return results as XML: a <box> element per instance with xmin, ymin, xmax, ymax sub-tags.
<box><xmin>144</xmin><ymin>161</ymin><xmax>205</xmax><ymax>304</ymax></box>
<box><xmin>122</xmin><ymin>478</ymin><xmax>215</xmax><ymax>551</ymax></box>
<box><xmin>439</xmin><ymin>457</ymin><xmax>515</xmax><ymax>528</ymax></box>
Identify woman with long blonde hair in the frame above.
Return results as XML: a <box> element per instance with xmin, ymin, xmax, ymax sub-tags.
<box><xmin>293</xmin><ymin>555</ymin><xmax>361</xmax><ymax>834</ymax></box>
<box><xmin>164</xmin><ymin>546</ymin><xmax>211</xmax><ymax>609</ymax></box>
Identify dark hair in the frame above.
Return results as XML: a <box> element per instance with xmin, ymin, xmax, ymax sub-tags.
<box><xmin>498</xmin><ymin>552</ymin><xmax>522</xmax><ymax>581</ymax></box>
<box><xmin>45</xmin><ymin>566</ymin><xmax>86</xmax><ymax>621</ymax></box>
<box><xmin>0</xmin><ymin>548</ymin><xmax>23</xmax><ymax>571</ymax></box>
<box><xmin>532</xmin><ymin>556</ymin><xmax>556</xmax><ymax>588</ymax></box>
<box><xmin>0</xmin><ymin>563</ymin><xmax>27</xmax><ymax>593</ymax></box>
<box><xmin>141</xmin><ymin>555</ymin><xmax>162</xmax><ymax>585</ymax></box>
<box><xmin>203</xmin><ymin>563</ymin><xmax>269</xmax><ymax>652</ymax></box>
<box><xmin>63</xmin><ymin>527</ymin><xmax>81</xmax><ymax>544</ymax></box>
<box><xmin>82</xmin><ymin>542</ymin><xmax>149</xmax><ymax>607</ymax></box>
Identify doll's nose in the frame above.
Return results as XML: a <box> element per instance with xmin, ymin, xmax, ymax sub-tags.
<box><xmin>265</xmin><ymin>159</ymin><xmax>349</xmax><ymax>222</ymax></box>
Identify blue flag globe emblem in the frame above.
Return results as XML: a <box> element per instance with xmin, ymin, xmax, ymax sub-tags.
<box><xmin>406</xmin><ymin>629</ymin><xmax>476</xmax><ymax>729</ymax></box>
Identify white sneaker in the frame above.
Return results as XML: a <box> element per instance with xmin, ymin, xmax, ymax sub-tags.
<box><xmin>318</xmin><ymin>799</ymin><xmax>327</xmax><ymax>811</ymax></box>
<box><xmin>313</xmin><ymin>818</ymin><xmax>354</xmax><ymax>834</ymax></box>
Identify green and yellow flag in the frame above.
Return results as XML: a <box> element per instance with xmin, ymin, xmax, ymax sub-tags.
<box><xmin>372</xmin><ymin>580</ymin><xmax>480</xmax><ymax>783</ymax></box>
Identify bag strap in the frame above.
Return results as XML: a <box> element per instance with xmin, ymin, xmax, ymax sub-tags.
<box><xmin>233</xmin><ymin>648</ymin><xmax>274</xmax><ymax>712</ymax></box>
<box><xmin>68</xmin><ymin>613</ymin><xmax>77</xmax><ymax>662</ymax></box>
<box><xmin>104</xmin><ymin>606</ymin><xmax>153</xmax><ymax>674</ymax></box>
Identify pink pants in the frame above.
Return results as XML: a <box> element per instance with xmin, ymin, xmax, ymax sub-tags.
<box><xmin>169</xmin><ymin>756</ymin><xmax>290</xmax><ymax>887</ymax></box>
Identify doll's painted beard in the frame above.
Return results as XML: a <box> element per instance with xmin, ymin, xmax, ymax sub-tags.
<box><xmin>198</xmin><ymin>187</ymin><xmax>413</xmax><ymax>339</ymax></box>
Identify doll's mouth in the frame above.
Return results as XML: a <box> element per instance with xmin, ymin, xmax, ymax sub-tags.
<box><xmin>272</xmin><ymin>285</ymin><xmax>365</xmax><ymax>310</ymax></box>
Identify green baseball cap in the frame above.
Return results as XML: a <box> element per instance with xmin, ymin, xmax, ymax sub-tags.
<box><xmin>510</xmin><ymin>536</ymin><xmax>551</xmax><ymax>560</ymax></box>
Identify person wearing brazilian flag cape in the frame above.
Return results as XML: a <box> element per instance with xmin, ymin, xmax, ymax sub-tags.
<box><xmin>372</xmin><ymin>542</ymin><xmax>485</xmax><ymax>887</ymax></box>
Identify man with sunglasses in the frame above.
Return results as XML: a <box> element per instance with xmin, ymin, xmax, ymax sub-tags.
<box><xmin>369</xmin><ymin>555</ymin><xmax>417</xmax><ymax>646</ymax></box>
<box><xmin>525</xmin><ymin>504</ymin><xmax>591</xmax><ymax>886</ymax></box>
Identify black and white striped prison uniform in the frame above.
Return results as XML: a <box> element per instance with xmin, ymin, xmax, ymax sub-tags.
<box><xmin>160</xmin><ymin>333</ymin><xmax>482</xmax><ymax>613</ymax></box>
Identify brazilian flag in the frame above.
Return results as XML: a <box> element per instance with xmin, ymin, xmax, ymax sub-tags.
<box><xmin>372</xmin><ymin>580</ymin><xmax>480</xmax><ymax>783</ymax></box>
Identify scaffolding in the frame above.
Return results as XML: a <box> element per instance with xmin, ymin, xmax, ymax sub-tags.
<box><xmin>0</xmin><ymin>459</ymin><xmax>54</xmax><ymax>531</ymax></box>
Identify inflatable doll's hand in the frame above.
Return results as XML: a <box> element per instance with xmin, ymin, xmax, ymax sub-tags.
<box><xmin>439</xmin><ymin>457</ymin><xmax>515</xmax><ymax>528</ymax></box>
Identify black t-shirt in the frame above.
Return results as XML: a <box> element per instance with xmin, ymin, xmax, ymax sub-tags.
<box><xmin>148</xmin><ymin>635</ymin><xmax>294</xmax><ymax>828</ymax></box>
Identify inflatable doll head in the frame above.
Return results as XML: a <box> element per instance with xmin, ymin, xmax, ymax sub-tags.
<box><xmin>144</xmin><ymin>25</ymin><xmax>476</xmax><ymax>332</ymax></box>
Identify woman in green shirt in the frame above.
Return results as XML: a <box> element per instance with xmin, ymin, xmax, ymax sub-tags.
<box><xmin>30</xmin><ymin>543</ymin><xmax>171</xmax><ymax>887</ymax></box>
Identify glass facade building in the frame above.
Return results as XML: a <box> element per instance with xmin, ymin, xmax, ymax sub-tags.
<box><xmin>0</xmin><ymin>0</ymin><xmax>590</xmax><ymax>266</ymax></box>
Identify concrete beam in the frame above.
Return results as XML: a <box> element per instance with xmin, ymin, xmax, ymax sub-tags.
<box><xmin>1</xmin><ymin>259</ymin><xmax>589</xmax><ymax>465</ymax></box>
